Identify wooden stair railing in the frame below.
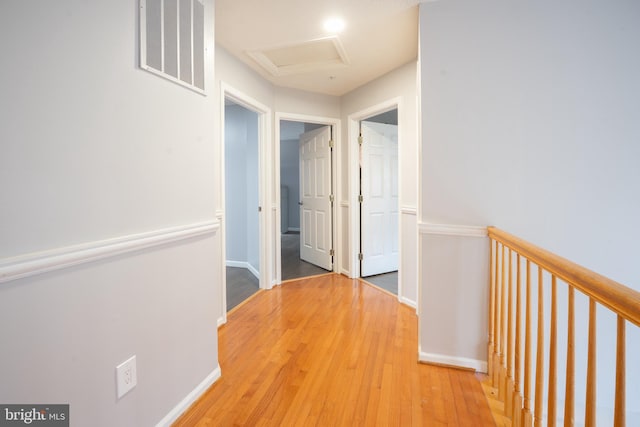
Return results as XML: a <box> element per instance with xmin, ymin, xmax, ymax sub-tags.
<box><xmin>487</xmin><ymin>227</ymin><xmax>640</xmax><ymax>427</ymax></box>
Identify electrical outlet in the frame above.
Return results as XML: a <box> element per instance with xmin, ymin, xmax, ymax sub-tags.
<box><xmin>116</xmin><ymin>355</ymin><xmax>137</xmax><ymax>399</ymax></box>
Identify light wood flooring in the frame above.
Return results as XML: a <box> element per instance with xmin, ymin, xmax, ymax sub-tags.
<box><xmin>175</xmin><ymin>274</ymin><xmax>495</xmax><ymax>426</ymax></box>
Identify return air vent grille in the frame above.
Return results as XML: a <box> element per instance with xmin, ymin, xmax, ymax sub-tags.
<box><xmin>247</xmin><ymin>36</ymin><xmax>349</xmax><ymax>77</ymax></box>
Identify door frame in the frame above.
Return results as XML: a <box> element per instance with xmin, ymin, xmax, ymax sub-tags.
<box><xmin>220</xmin><ymin>82</ymin><xmax>272</xmax><ymax>325</ymax></box>
<box><xmin>274</xmin><ymin>112</ymin><xmax>341</xmax><ymax>285</ymax></box>
<box><xmin>347</xmin><ymin>98</ymin><xmax>401</xmax><ymax>286</ymax></box>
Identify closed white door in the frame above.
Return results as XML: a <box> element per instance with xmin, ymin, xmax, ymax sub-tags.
<box><xmin>360</xmin><ymin>121</ymin><xmax>398</xmax><ymax>277</ymax></box>
<box><xmin>299</xmin><ymin>126</ymin><xmax>333</xmax><ymax>270</ymax></box>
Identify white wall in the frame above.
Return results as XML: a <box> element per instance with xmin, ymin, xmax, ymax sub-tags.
<box><xmin>420</xmin><ymin>0</ymin><xmax>640</xmax><ymax>420</ymax></box>
<box><xmin>225</xmin><ymin>104</ymin><xmax>260</xmax><ymax>274</ymax></box>
<box><xmin>341</xmin><ymin>61</ymin><xmax>419</xmax><ymax>307</ymax></box>
<box><xmin>0</xmin><ymin>1</ymin><xmax>219</xmax><ymax>425</ymax></box>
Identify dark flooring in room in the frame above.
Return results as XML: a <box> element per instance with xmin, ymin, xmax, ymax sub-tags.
<box><xmin>280</xmin><ymin>232</ymin><xmax>329</xmax><ymax>281</ymax></box>
<box><xmin>226</xmin><ymin>267</ymin><xmax>259</xmax><ymax>311</ymax></box>
<box><xmin>226</xmin><ymin>232</ymin><xmax>330</xmax><ymax>312</ymax></box>
<box><xmin>361</xmin><ymin>271</ymin><xmax>398</xmax><ymax>295</ymax></box>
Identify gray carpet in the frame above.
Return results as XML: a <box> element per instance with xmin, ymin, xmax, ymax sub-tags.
<box><xmin>226</xmin><ymin>233</ymin><xmax>329</xmax><ymax>312</ymax></box>
<box><xmin>362</xmin><ymin>271</ymin><xmax>398</xmax><ymax>295</ymax></box>
<box><xmin>281</xmin><ymin>232</ymin><xmax>330</xmax><ymax>280</ymax></box>
<box><xmin>226</xmin><ymin>267</ymin><xmax>259</xmax><ymax>311</ymax></box>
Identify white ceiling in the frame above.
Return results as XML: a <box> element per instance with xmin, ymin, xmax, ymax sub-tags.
<box><xmin>215</xmin><ymin>0</ymin><xmax>420</xmax><ymax>96</ymax></box>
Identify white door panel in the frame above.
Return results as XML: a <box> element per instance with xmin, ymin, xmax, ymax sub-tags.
<box><xmin>361</xmin><ymin>121</ymin><xmax>399</xmax><ymax>277</ymax></box>
<box><xmin>299</xmin><ymin>126</ymin><xmax>332</xmax><ymax>270</ymax></box>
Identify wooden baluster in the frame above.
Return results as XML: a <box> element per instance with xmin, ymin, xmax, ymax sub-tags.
<box><xmin>547</xmin><ymin>276</ymin><xmax>557</xmax><ymax>427</ymax></box>
<box><xmin>500</xmin><ymin>243</ymin><xmax>507</xmax><ymax>400</ymax></box>
<box><xmin>494</xmin><ymin>242</ymin><xmax>502</xmax><ymax>387</ymax></box>
<box><xmin>614</xmin><ymin>315</ymin><xmax>626</xmax><ymax>427</ymax></box>
<box><xmin>487</xmin><ymin>239</ymin><xmax>498</xmax><ymax>378</ymax></box>
<box><xmin>523</xmin><ymin>259</ymin><xmax>533</xmax><ymax>426</ymax></box>
<box><xmin>513</xmin><ymin>253</ymin><xmax>523</xmax><ymax>427</ymax></box>
<box><xmin>506</xmin><ymin>248</ymin><xmax>515</xmax><ymax>418</ymax></box>
<box><xmin>585</xmin><ymin>299</ymin><xmax>597</xmax><ymax>427</ymax></box>
<box><xmin>564</xmin><ymin>287</ymin><xmax>575</xmax><ymax>427</ymax></box>
<box><xmin>534</xmin><ymin>268</ymin><xmax>545</xmax><ymax>427</ymax></box>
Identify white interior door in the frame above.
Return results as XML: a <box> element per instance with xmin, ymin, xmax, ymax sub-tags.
<box><xmin>299</xmin><ymin>126</ymin><xmax>332</xmax><ymax>270</ymax></box>
<box><xmin>360</xmin><ymin>121</ymin><xmax>398</xmax><ymax>277</ymax></box>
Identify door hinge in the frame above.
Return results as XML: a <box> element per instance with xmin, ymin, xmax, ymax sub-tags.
<box><xmin>358</xmin><ymin>194</ymin><xmax>364</xmax><ymax>203</ymax></box>
<box><xmin>358</xmin><ymin>136</ymin><xmax>363</xmax><ymax>146</ymax></box>
<box><xmin>330</xmin><ymin>249</ymin><xmax>335</xmax><ymax>256</ymax></box>
<box><xmin>329</xmin><ymin>139</ymin><xmax>334</xmax><ymax>148</ymax></box>
<box><xmin>329</xmin><ymin>194</ymin><xmax>335</xmax><ymax>203</ymax></box>
<box><xmin>358</xmin><ymin>253</ymin><xmax>364</xmax><ymax>261</ymax></box>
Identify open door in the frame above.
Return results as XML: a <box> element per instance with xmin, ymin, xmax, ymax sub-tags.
<box><xmin>299</xmin><ymin>125</ymin><xmax>333</xmax><ymax>271</ymax></box>
<box><xmin>360</xmin><ymin>120</ymin><xmax>398</xmax><ymax>277</ymax></box>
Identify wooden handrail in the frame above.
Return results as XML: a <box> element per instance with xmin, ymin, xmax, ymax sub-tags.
<box><xmin>487</xmin><ymin>227</ymin><xmax>638</xmax><ymax>427</ymax></box>
<box><xmin>488</xmin><ymin>227</ymin><xmax>640</xmax><ymax>327</ymax></box>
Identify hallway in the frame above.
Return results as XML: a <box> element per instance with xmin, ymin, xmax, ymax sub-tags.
<box><xmin>175</xmin><ymin>274</ymin><xmax>495</xmax><ymax>426</ymax></box>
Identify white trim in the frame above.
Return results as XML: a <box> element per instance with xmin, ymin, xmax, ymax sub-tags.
<box><xmin>419</xmin><ymin>352</ymin><xmax>487</xmax><ymax>373</ymax></box>
<box><xmin>400</xmin><ymin>206</ymin><xmax>417</xmax><ymax>216</ymax></box>
<box><xmin>418</xmin><ymin>223</ymin><xmax>487</xmax><ymax>238</ymax></box>
<box><xmin>0</xmin><ymin>221</ymin><xmax>219</xmax><ymax>284</ymax></box>
<box><xmin>155</xmin><ymin>365</ymin><xmax>221</xmax><ymax>427</ymax></box>
<box><xmin>399</xmin><ymin>296</ymin><xmax>417</xmax><ymax>309</ymax></box>
<box><xmin>287</xmin><ymin>227</ymin><xmax>300</xmax><ymax>233</ymax></box>
<box><xmin>225</xmin><ymin>261</ymin><xmax>260</xmax><ymax>280</ymax></box>
<box><xmin>220</xmin><ymin>81</ymin><xmax>273</xmax><ymax>324</ymax></box>
<box><xmin>340</xmin><ymin>201</ymin><xmax>349</xmax><ymax>208</ymax></box>
<box><xmin>217</xmin><ymin>317</ymin><xmax>225</xmax><ymax>328</ymax></box>
<box><xmin>247</xmin><ymin>36</ymin><xmax>349</xmax><ymax>77</ymax></box>
<box><xmin>274</xmin><ymin>112</ymin><xmax>341</xmax><ymax>283</ymax></box>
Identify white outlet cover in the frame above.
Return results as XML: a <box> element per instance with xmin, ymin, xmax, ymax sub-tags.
<box><xmin>116</xmin><ymin>355</ymin><xmax>137</xmax><ymax>399</ymax></box>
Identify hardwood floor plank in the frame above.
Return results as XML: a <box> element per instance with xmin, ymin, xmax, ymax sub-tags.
<box><xmin>174</xmin><ymin>274</ymin><xmax>495</xmax><ymax>426</ymax></box>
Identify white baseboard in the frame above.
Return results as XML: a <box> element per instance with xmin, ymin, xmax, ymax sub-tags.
<box><xmin>217</xmin><ymin>316</ymin><xmax>226</xmax><ymax>328</ymax></box>
<box><xmin>399</xmin><ymin>296</ymin><xmax>417</xmax><ymax>309</ymax></box>
<box><xmin>155</xmin><ymin>365</ymin><xmax>221</xmax><ymax>427</ymax></box>
<box><xmin>419</xmin><ymin>351</ymin><xmax>487</xmax><ymax>373</ymax></box>
<box><xmin>246</xmin><ymin>263</ymin><xmax>259</xmax><ymax>280</ymax></box>
<box><xmin>287</xmin><ymin>227</ymin><xmax>300</xmax><ymax>232</ymax></box>
<box><xmin>226</xmin><ymin>261</ymin><xmax>259</xmax><ymax>280</ymax></box>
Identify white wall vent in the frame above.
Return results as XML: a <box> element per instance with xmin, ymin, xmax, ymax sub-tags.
<box><xmin>247</xmin><ymin>36</ymin><xmax>350</xmax><ymax>77</ymax></box>
<box><xmin>140</xmin><ymin>0</ymin><xmax>206</xmax><ymax>94</ymax></box>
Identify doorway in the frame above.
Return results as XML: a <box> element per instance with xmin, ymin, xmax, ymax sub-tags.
<box><xmin>224</xmin><ymin>98</ymin><xmax>260</xmax><ymax>310</ymax></box>
<box><xmin>359</xmin><ymin>110</ymin><xmax>399</xmax><ymax>294</ymax></box>
<box><xmin>349</xmin><ymin>102</ymin><xmax>400</xmax><ymax>296</ymax></box>
<box><xmin>276</xmin><ymin>115</ymin><xmax>338</xmax><ymax>283</ymax></box>
<box><xmin>220</xmin><ymin>84</ymin><xmax>272</xmax><ymax>320</ymax></box>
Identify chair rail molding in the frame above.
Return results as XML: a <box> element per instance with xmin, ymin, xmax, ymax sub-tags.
<box><xmin>418</xmin><ymin>222</ymin><xmax>487</xmax><ymax>238</ymax></box>
<box><xmin>0</xmin><ymin>220</ymin><xmax>220</xmax><ymax>284</ymax></box>
<box><xmin>401</xmin><ymin>206</ymin><xmax>417</xmax><ymax>216</ymax></box>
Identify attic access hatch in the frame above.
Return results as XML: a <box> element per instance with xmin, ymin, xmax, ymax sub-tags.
<box><xmin>247</xmin><ymin>36</ymin><xmax>350</xmax><ymax>77</ymax></box>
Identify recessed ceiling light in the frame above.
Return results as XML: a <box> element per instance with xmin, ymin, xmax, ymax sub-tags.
<box><xmin>323</xmin><ymin>17</ymin><xmax>346</xmax><ymax>33</ymax></box>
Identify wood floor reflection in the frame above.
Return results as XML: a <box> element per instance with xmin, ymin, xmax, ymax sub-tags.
<box><xmin>175</xmin><ymin>274</ymin><xmax>495</xmax><ymax>426</ymax></box>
